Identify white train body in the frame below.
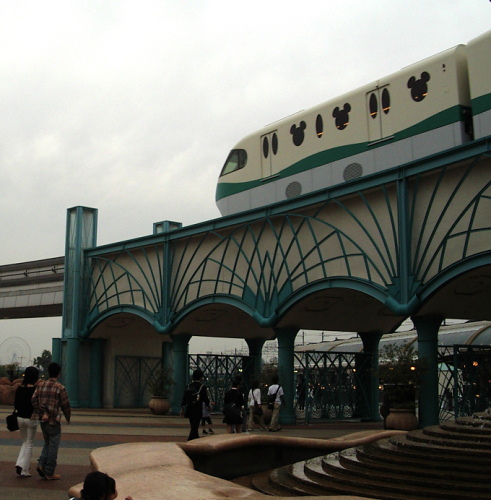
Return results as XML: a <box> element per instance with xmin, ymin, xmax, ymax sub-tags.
<box><xmin>216</xmin><ymin>30</ymin><xmax>490</xmax><ymax>217</ymax></box>
<box><xmin>467</xmin><ymin>30</ymin><xmax>491</xmax><ymax>139</ymax></box>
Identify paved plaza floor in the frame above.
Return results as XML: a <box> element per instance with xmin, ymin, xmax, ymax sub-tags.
<box><xmin>0</xmin><ymin>406</ymin><xmax>384</xmax><ymax>499</ymax></box>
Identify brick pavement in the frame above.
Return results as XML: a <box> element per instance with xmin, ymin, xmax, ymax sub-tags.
<box><xmin>0</xmin><ymin>406</ymin><xmax>383</xmax><ymax>499</ymax></box>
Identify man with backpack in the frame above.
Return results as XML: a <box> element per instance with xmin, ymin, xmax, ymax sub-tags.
<box><xmin>267</xmin><ymin>375</ymin><xmax>284</xmax><ymax>432</ymax></box>
<box><xmin>180</xmin><ymin>369</ymin><xmax>209</xmax><ymax>441</ymax></box>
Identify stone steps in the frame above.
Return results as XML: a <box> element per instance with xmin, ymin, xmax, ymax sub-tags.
<box><xmin>440</xmin><ymin>419</ymin><xmax>491</xmax><ymax>435</ymax></box>
<box><xmin>399</xmin><ymin>429</ymin><xmax>491</xmax><ymax>456</ymax></box>
<box><xmin>333</xmin><ymin>449</ymin><xmax>491</xmax><ymax>495</ymax></box>
<box><xmin>236</xmin><ymin>412</ymin><xmax>491</xmax><ymax>498</ymax></box>
<box><xmin>355</xmin><ymin>442</ymin><xmax>490</xmax><ymax>481</ymax></box>
<box><xmin>250</xmin><ymin>469</ymin><xmax>298</xmax><ymax>497</ymax></box>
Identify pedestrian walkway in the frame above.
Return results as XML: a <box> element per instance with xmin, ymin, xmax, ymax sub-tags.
<box><xmin>0</xmin><ymin>406</ymin><xmax>384</xmax><ymax>500</ymax></box>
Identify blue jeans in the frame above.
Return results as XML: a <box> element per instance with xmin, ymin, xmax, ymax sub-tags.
<box><xmin>39</xmin><ymin>422</ymin><xmax>61</xmax><ymax>476</ymax></box>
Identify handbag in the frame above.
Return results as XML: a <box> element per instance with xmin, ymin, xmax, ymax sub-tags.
<box><xmin>253</xmin><ymin>402</ymin><xmax>263</xmax><ymax>416</ymax></box>
<box><xmin>223</xmin><ymin>390</ymin><xmax>241</xmax><ymax>421</ymax></box>
<box><xmin>267</xmin><ymin>386</ymin><xmax>280</xmax><ymax>410</ymax></box>
<box><xmin>223</xmin><ymin>402</ymin><xmax>241</xmax><ymax>420</ymax></box>
<box><xmin>252</xmin><ymin>391</ymin><xmax>263</xmax><ymax>416</ymax></box>
<box><xmin>6</xmin><ymin>411</ymin><xmax>19</xmax><ymax>432</ymax></box>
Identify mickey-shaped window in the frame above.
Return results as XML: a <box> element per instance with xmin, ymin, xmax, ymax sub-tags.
<box><xmin>220</xmin><ymin>149</ymin><xmax>247</xmax><ymax>176</ymax></box>
<box><xmin>290</xmin><ymin>121</ymin><xmax>307</xmax><ymax>146</ymax></box>
<box><xmin>332</xmin><ymin>103</ymin><xmax>351</xmax><ymax>130</ymax></box>
<box><xmin>407</xmin><ymin>72</ymin><xmax>430</xmax><ymax>102</ymax></box>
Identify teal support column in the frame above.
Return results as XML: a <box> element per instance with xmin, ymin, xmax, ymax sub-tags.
<box><xmin>359</xmin><ymin>332</ymin><xmax>383</xmax><ymax>421</ymax></box>
<box><xmin>245</xmin><ymin>338</ymin><xmax>266</xmax><ymax>381</ymax></box>
<box><xmin>51</xmin><ymin>338</ymin><xmax>62</xmax><ymax>366</ymax></box>
<box><xmin>162</xmin><ymin>341</ymin><xmax>174</xmax><ymax>411</ymax></box>
<box><xmin>170</xmin><ymin>334</ymin><xmax>191</xmax><ymax>414</ymax></box>
<box><xmin>65</xmin><ymin>338</ymin><xmax>80</xmax><ymax>407</ymax></box>
<box><xmin>412</xmin><ymin>315</ymin><xmax>442</xmax><ymax>428</ymax></box>
<box><xmin>89</xmin><ymin>338</ymin><xmax>104</xmax><ymax>408</ymax></box>
<box><xmin>62</xmin><ymin>206</ymin><xmax>98</xmax><ymax>408</ymax></box>
<box><xmin>275</xmin><ymin>328</ymin><xmax>297</xmax><ymax>425</ymax></box>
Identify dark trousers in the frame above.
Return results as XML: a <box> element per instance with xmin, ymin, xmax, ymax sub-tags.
<box><xmin>187</xmin><ymin>415</ymin><xmax>201</xmax><ymax>441</ymax></box>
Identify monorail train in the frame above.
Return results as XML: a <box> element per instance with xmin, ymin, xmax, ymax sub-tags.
<box><xmin>216</xmin><ymin>30</ymin><xmax>491</xmax><ymax>217</ymax></box>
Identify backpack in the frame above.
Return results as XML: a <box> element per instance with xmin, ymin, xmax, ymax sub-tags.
<box><xmin>184</xmin><ymin>383</ymin><xmax>203</xmax><ymax>404</ymax></box>
<box><xmin>184</xmin><ymin>383</ymin><xmax>203</xmax><ymax>417</ymax></box>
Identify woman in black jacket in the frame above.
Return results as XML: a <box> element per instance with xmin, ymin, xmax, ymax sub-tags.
<box><xmin>222</xmin><ymin>376</ymin><xmax>245</xmax><ymax>434</ymax></box>
<box><xmin>180</xmin><ymin>369</ymin><xmax>210</xmax><ymax>441</ymax></box>
<box><xmin>14</xmin><ymin>366</ymin><xmax>39</xmax><ymax>477</ymax></box>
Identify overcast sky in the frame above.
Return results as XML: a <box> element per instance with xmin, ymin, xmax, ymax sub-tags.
<box><xmin>0</xmin><ymin>1</ymin><xmax>489</xmax><ymax>364</ymax></box>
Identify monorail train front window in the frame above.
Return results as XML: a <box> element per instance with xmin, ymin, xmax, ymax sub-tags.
<box><xmin>220</xmin><ymin>149</ymin><xmax>247</xmax><ymax>176</ymax></box>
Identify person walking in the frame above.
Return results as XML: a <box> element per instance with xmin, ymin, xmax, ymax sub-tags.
<box><xmin>14</xmin><ymin>366</ymin><xmax>40</xmax><ymax>477</ymax></box>
<box><xmin>180</xmin><ymin>369</ymin><xmax>210</xmax><ymax>441</ymax></box>
<box><xmin>247</xmin><ymin>380</ymin><xmax>266</xmax><ymax>431</ymax></box>
<box><xmin>267</xmin><ymin>375</ymin><xmax>284</xmax><ymax>432</ymax></box>
<box><xmin>201</xmin><ymin>401</ymin><xmax>214</xmax><ymax>435</ymax></box>
<box><xmin>31</xmin><ymin>362</ymin><xmax>71</xmax><ymax>480</ymax></box>
<box><xmin>222</xmin><ymin>376</ymin><xmax>245</xmax><ymax>434</ymax></box>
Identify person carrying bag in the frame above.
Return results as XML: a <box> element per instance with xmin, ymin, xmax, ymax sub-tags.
<box><xmin>222</xmin><ymin>376</ymin><xmax>244</xmax><ymax>433</ymax></box>
<box><xmin>267</xmin><ymin>375</ymin><xmax>285</xmax><ymax>432</ymax></box>
<box><xmin>247</xmin><ymin>380</ymin><xmax>266</xmax><ymax>431</ymax></box>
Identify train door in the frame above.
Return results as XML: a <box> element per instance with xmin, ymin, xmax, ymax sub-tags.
<box><xmin>366</xmin><ymin>85</ymin><xmax>391</xmax><ymax>142</ymax></box>
<box><xmin>260</xmin><ymin>131</ymin><xmax>279</xmax><ymax>178</ymax></box>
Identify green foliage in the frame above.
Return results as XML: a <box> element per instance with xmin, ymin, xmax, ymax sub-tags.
<box><xmin>148</xmin><ymin>366</ymin><xmax>174</xmax><ymax>398</ymax></box>
<box><xmin>33</xmin><ymin>350</ymin><xmax>52</xmax><ymax>376</ymax></box>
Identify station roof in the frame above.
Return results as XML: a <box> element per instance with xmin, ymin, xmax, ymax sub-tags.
<box><xmin>294</xmin><ymin>321</ymin><xmax>491</xmax><ymax>354</ymax></box>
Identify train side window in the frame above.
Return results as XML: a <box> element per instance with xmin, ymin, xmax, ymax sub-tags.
<box><xmin>332</xmin><ymin>103</ymin><xmax>351</xmax><ymax>130</ymax></box>
<box><xmin>316</xmin><ymin>114</ymin><xmax>324</xmax><ymax>137</ymax></box>
<box><xmin>220</xmin><ymin>149</ymin><xmax>248</xmax><ymax>176</ymax></box>
<box><xmin>272</xmin><ymin>133</ymin><xmax>278</xmax><ymax>155</ymax></box>
<box><xmin>382</xmin><ymin>88</ymin><xmax>390</xmax><ymax>114</ymax></box>
<box><xmin>369</xmin><ymin>93</ymin><xmax>378</xmax><ymax>119</ymax></box>
<box><xmin>263</xmin><ymin>136</ymin><xmax>269</xmax><ymax>158</ymax></box>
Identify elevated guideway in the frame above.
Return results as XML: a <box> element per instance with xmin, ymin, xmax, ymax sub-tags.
<box><xmin>0</xmin><ymin>256</ymin><xmax>64</xmax><ymax>319</ymax></box>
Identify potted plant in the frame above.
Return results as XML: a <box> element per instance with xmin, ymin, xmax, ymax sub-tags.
<box><xmin>378</xmin><ymin>343</ymin><xmax>426</xmax><ymax>430</ymax></box>
<box><xmin>148</xmin><ymin>366</ymin><xmax>174</xmax><ymax>415</ymax></box>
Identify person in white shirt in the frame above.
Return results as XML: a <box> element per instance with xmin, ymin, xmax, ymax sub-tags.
<box><xmin>267</xmin><ymin>375</ymin><xmax>284</xmax><ymax>432</ymax></box>
<box><xmin>247</xmin><ymin>380</ymin><xmax>266</xmax><ymax>431</ymax></box>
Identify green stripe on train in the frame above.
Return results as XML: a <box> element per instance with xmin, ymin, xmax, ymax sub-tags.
<box><xmin>472</xmin><ymin>93</ymin><xmax>491</xmax><ymax>114</ymax></box>
<box><xmin>216</xmin><ymin>106</ymin><xmax>467</xmax><ymax>202</ymax></box>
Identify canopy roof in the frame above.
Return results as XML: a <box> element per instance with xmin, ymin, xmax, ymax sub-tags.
<box><xmin>294</xmin><ymin>321</ymin><xmax>491</xmax><ymax>354</ymax></box>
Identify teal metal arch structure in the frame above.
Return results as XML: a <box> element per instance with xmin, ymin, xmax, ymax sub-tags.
<box><xmin>59</xmin><ymin>138</ymin><xmax>491</xmax><ymax>426</ymax></box>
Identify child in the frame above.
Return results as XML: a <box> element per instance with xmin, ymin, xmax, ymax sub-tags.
<box><xmin>70</xmin><ymin>471</ymin><xmax>133</xmax><ymax>500</ymax></box>
<box><xmin>201</xmin><ymin>401</ymin><xmax>214</xmax><ymax>434</ymax></box>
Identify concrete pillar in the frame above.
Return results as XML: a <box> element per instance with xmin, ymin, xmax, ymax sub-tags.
<box><xmin>275</xmin><ymin>328</ymin><xmax>297</xmax><ymax>425</ymax></box>
<box><xmin>245</xmin><ymin>337</ymin><xmax>266</xmax><ymax>381</ymax></box>
<box><xmin>170</xmin><ymin>334</ymin><xmax>191</xmax><ymax>414</ymax></box>
<box><xmin>412</xmin><ymin>315</ymin><xmax>442</xmax><ymax>427</ymax></box>
<box><xmin>358</xmin><ymin>332</ymin><xmax>383</xmax><ymax>421</ymax></box>
<box><xmin>89</xmin><ymin>338</ymin><xmax>104</xmax><ymax>408</ymax></box>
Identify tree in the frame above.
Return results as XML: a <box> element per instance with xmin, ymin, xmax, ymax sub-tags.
<box><xmin>33</xmin><ymin>350</ymin><xmax>52</xmax><ymax>376</ymax></box>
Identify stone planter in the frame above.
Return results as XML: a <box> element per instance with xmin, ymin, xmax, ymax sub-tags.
<box><xmin>149</xmin><ymin>396</ymin><xmax>171</xmax><ymax>415</ymax></box>
<box><xmin>386</xmin><ymin>408</ymin><xmax>418</xmax><ymax>431</ymax></box>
